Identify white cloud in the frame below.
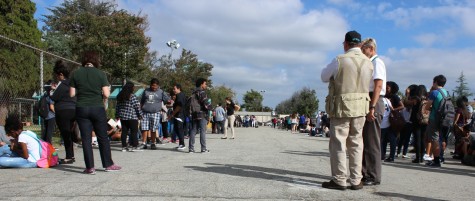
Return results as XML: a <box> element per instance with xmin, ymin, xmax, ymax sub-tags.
<box><xmin>117</xmin><ymin>0</ymin><xmax>349</xmax><ymax>108</ymax></box>
<box><xmin>384</xmin><ymin>47</ymin><xmax>475</xmax><ymax>93</ymax></box>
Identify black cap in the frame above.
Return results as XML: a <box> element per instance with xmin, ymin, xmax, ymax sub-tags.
<box><xmin>345</xmin><ymin>30</ymin><xmax>361</xmax><ymax>44</ymax></box>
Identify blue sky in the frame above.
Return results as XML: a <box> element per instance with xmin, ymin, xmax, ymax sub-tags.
<box><xmin>32</xmin><ymin>0</ymin><xmax>475</xmax><ymax>112</ymax></box>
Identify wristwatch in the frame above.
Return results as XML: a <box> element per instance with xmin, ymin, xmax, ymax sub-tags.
<box><xmin>369</xmin><ymin>105</ymin><xmax>375</xmax><ymax>109</ymax></box>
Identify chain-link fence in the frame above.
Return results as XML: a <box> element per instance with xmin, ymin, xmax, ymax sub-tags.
<box><xmin>0</xmin><ymin>34</ymin><xmax>146</xmax><ymax>137</ymax></box>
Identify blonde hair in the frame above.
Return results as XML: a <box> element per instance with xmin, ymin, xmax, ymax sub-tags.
<box><xmin>362</xmin><ymin>38</ymin><xmax>377</xmax><ymax>52</ymax></box>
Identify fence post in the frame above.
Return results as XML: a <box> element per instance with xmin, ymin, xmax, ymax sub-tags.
<box><xmin>40</xmin><ymin>51</ymin><xmax>44</xmax><ymax>95</ymax></box>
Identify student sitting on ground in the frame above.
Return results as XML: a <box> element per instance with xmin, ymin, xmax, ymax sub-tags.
<box><xmin>0</xmin><ymin>116</ymin><xmax>40</xmax><ymax>168</ymax></box>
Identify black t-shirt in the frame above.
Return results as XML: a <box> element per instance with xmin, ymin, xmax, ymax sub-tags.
<box><xmin>173</xmin><ymin>92</ymin><xmax>186</xmax><ymax>118</ymax></box>
<box><xmin>388</xmin><ymin>94</ymin><xmax>401</xmax><ymax>108</ymax></box>
<box><xmin>226</xmin><ymin>102</ymin><xmax>235</xmax><ymax>116</ymax></box>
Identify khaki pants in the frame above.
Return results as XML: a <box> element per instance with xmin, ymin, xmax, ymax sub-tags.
<box><xmin>329</xmin><ymin>116</ymin><xmax>365</xmax><ymax>186</ymax></box>
<box><xmin>224</xmin><ymin>115</ymin><xmax>235</xmax><ymax>138</ymax></box>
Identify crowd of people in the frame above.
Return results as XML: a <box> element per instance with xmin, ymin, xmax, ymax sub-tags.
<box><xmin>0</xmin><ymin>51</ymin><xmax>242</xmax><ymax>174</ymax></box>
<box><xmin>318</xmin><ymin>30</ymin><xmax>475</xmax><ymax>191</ymax></box>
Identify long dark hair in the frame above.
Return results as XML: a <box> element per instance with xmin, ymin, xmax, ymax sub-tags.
<box><xmin>117</xmin><ymin>82</ymin><xmax>134</xmax><ymax>103</ymax></box>
<box><xmin>456</xmin><ymin>97</ymin><xmax>470</xmax><ymax>120</ymax></box>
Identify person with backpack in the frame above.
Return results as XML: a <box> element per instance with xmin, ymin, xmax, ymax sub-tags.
<box><xmin>39</xmin><ymin>80</ymin><xmax>56</xmax><ymax>144</ymax></box>
<box><xmin>188</xmin><ymin>78</ymin><xmax>212</xmax><ymax>153</ymax></box>
<box><xmin>424</xmin><ymin>75</ymin><xmax>453</xmax><ymax>167</ymax></box>
<box><xmin>51</xmin><ymin>60</ymin><xmax>78</xmax><ymax>164</ymax></box>
<box><xmin>0</xmin><ymin>115</ymin><xmax>40</xmax><ymax>168</ymax></box>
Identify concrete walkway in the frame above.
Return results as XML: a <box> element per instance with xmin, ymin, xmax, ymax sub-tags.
<box><xmin>1</xmin><ymin>126</ymin><xmax>474</xmax><ymax>200</ymax></box>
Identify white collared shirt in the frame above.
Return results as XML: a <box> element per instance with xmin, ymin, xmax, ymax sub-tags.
<box><xmin>369</xmin><ymin>55</ymin><xmax>386</xmax><ymax>95</ymax></box>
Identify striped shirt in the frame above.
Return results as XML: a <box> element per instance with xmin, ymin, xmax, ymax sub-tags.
<box><xmin>115</xmin><ymin>95</ymin><xmax>143</xmax><ymax>120</ymax></box>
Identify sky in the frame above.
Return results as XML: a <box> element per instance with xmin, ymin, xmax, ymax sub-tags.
<box><xmin>32</xmin><ymin>0</ymin><xmax>475</xmax><ymax>112</ymax></box>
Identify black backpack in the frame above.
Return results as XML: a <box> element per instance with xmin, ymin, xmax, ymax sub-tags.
<box><xmin>435</xmin><ymin>89</ymin><xmax>455</xmax><ymax>128</ymax></box>
<box><xmin>185</xmin><ymin>91</ymin><xmax>203</xmax><ymax>120</ymax></box>
<box><xmin>36</xmin><ymin>93</ymin><xmax>50</xmax><ymax>119</ymax></box>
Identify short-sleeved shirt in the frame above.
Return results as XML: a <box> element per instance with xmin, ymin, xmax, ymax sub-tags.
<box><xmin>369</xmin><ymin>55</ymin><xmax>387</xmax><ymax>95</ymax></box>
<box><xmin>381</xmin><ymin>98</ymin><xmax>393</xmax><ymax>129</ymax></box>
<box><xmin>70</xmin><ymin>67</ymin><xmax>109</xmax><ymax>107</ymax></box>
<box><xmin>172</xmin><ymin>92</ymin><xmax>186</xmax><ymax>119</ymax></box>
<box><xmin>428</xmin><ymin>88</ymin><xmax>448</xmax><ymax>121</ymax></box>
<box><xmin>18</xmin><ymin>131</ymin><xmax>41</xmax><ymax>163</ymax></box>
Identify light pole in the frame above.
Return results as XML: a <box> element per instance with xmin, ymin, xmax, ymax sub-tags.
<box><xmin>166</xmin><ymin>40</ymin><xmax>180</xmax><ymax>67</ymax></box>
<box><xmin>259</xmin><ymin>90</ymin><xmax>266</xmax><ymax>125</ymax></box>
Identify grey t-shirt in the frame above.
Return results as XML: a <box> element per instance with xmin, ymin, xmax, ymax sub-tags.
<box><xmin>141</xmin><ymin>88</ymin><xmax>170</xmax><ymax>113</ymax></box>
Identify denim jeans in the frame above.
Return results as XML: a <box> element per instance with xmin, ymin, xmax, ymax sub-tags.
<box><xmin>381</xmin><ymin>127</ymin><xmax>397</xmax><ymax>160</ymax></box>
<box><xmin>76</xmin><ymin>106</ymin><xmax>114</xmax><ymax>169</ymax></box>
<box><xmin>189</xmin><ymin>118</ymin><xmax>208</xmax><ymax>151</ymax></box>
<box><xmin>0</xmin><ymin>145</ymin><xmax>37</xmax><ymax>168</ymax></box>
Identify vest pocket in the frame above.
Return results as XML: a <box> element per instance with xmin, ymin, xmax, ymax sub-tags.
<box><xmin>338</xmin><ymin>94</ymin><xmax>370</xmax><ymax>116</ymax></box>
<box><xmin>325</xmin><ymin>96</ymin><xmax>334</xmax><ymax>116</ymax></box>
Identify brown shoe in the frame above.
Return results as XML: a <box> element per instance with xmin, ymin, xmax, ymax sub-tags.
<box><xmin>322</xmin><ymin>180</ymin><xmax>346</xmax><ymax>190</ymax></box>
<box><xmin>350</xmin><ymin>182</ymin><xmax>363</xmax><ymax>190</ymax></box>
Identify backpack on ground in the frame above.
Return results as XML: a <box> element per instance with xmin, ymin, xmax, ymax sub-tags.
<box><xmin>36</xmin><ymin>93</ymin><xmax>49</xmax><ymax>119</ymax></box>
<box><xmin>23</xmin><ymin>131</ymin><xmax>59</xmax><ymax>168</ymax></box>
<box><xmin>186</xmin><ymin>91</ymin><xmax>203</xmax><ymax>120</ymax></box>
<box><xmin>435</xmin><ymin>89</ymin><xmax>455</xmax><ymax>128</ymax></box>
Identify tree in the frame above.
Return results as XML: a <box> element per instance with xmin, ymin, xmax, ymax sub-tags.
<box><xmin>42</xmin><ymin>0</ymin><xmax>151</xmax><ymax>82</ymax></box>
<box><xmin>453</xmin><ymin>71</ymin><xmax>473</xmax><ymax>100</ymax></box>
<box><xmin>242</xmin><ymin>89</ymin><xmax>263</xmax><ymax>111</ymax></box>
<box><xmin>153</xmin><ymin>48</ymin><xmax>213</xmax><ymax>95</ymax></box>
<box><xmin>275</xmin><ymin>87</ymin><xmax>319</xmax><ymax>117</ymax></box>
<box><xmin>208</xmin><ymin>85</ymin><xmax>235</xmax><ymax>108</ymax></box>
<box><xmin>0</xmin><ymin>0</ymin><xmax>43</xmax><ymax>97</ymax></box>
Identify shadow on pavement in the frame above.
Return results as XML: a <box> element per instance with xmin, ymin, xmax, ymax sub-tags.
<box><xmin>375</xmin><ymin>192</ymin><xmax>447</xmax><ymax>201</ymax></box>
<box><xmin>184</xmin><ymin>163</ymin><xmax>331</xmax><ymax>185</ymax></box>
<box><xmin>53</xmin><ymin>164</ymin><xmax>86</xmax><ymax>174</ymax></box>
<box><xmin>383</xmin><ymin>161</ymin><xmax>475</xmax><ymax>177</ymax></box>
<box><xmin>281</xmin><ymin>150</ymin><xmax>330</xmax><ymax>157</ymax></box>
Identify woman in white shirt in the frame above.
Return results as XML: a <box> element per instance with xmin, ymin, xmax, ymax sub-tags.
<box><xmin>0</xmin><ymin>116</ymin><xmax>40</xmax><ymax>168</ymax></box>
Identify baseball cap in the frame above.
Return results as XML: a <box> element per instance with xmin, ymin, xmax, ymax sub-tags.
<box><xmin>345</xmin><ymin>30</ymin><xmax>361</xmax><ymax>44</ymax></box>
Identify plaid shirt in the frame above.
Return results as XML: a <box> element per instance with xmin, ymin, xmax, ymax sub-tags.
<box><xmin>116</xmin><ymin>95</ymin><xmax>143</xmax><ymax>120</ymax></box>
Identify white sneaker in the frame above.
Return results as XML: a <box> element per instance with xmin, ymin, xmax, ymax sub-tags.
<box><xmin>423</xmin><ymin>154</ymin><xmax>433</xmax><ymax>161</ymax></box>
<box><xmin>176</xmin><ymin>145</ymin><xmax>186</xmax><ymax>150</ymax></box>
<box><xmin>402</xmin><ymin>155</ymin><xmax>410</xmax><ymax>159</ymax></box>
<box><xmin>121</xmin><ymin>147</ymin><xmax>128</xmax><ymax>152</ymax></box>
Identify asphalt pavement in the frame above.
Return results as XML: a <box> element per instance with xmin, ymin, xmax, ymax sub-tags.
<box><xmin>1</xmin><ymin>126</ymin><xmax>474</xmax><ymax>200</ymax></box>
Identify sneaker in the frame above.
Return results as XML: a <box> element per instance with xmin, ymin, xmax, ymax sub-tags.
<box><xmin>140</xmin><ymin>143</ymin><xmax>147</xmax><ymax>149</ymax></box>
<box><xmin>121</xmin><ymin>147</ymin><xmax>128</xmax><ymax>152</ymax></box>
<box><xmin>105</xmin><ymin>164</ymin><xmax>122</xmax><ymax>172</ymax></box>
<box><xmin>92</xmin><ymin>142</ymin><xmax>98</xmax><ymax>147</ymax></box>
<box><xmin>402</xmin><ymin>155</ymin><xmax>410</xmax><ymax>159</ymax></box>
<box><xmin>162</xmin><ymin>139</ymin><xmax>169</xmax><ymax>144</ymax></box>
<box><xmin>423</xmin><ymin>154</ymin><xmax>433</xmax><ymax>161</ymax></box>
<box><xmin>384</xmin><ymin>158</ymin><xmax>394</xmax><ymax>162</ymax></box>
<box><xmin>425</xmin><ymin>161</ymin><xmax>441</xmax><ymax>168</ymax></box>
<box><xmin>151</xmin><ymin>144</ymin><xmax>157</xmax><ymax>150</ymax></box>
<box><xmin>83</xmin><ymin>168</ymin><xmax>96</xmax><ymax>175</ymax></box>
<box><xmin>189</xmin><ymin>149</ymin><xmax>195</xmax><ymax>153</ymax></box>
<box><xmin>201</xmin><ymin>149</ymin><xmax>210</xmax><ymax>153</ymax></box>
<box><xmin>176</xmin><ymin>145</ymin><xmax>186</xmax><ymax>150</ymax></box>
<box><xmin>131</xmin><ymin>147</ymin><xmax>144</xmax><ymax>152</ymax></box>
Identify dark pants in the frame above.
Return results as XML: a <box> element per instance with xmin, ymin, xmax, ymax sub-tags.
<box><xmin>397</xmin><ymin>122</ymin><xmax>412</xmax><ymax>156</ymax></box>
<box><xmin>41</xmin><ymin>117</ymin><xmax>56</xmax><ymax>144</ymax></box>
<box><xmin>76</xmin><ymin>107</ymin><xmax>114</xmax><ymax>169</ymax></box>
<box><xmin>362</xmin><ymin>97</ymin><xmax>383</xmax><ymax>183</ymax></box>
<box><xmin>216</xmin><ymin>120</ymin><xmax>225</xmax><ymax>134</ymax></box>
<box><xmin>413</xmin><ymin>123</ymin><xmax>427</xmax><ymax>162</ymax></box>
<box><xmin>121</xmin><ymin>119</ymin><xmax>139</xmax><ymax>148</ymax></box>
<box><xmin>55</xmin><ymin>109</ymin><xmax>76</xmax><ymax>159</ymax></box>
<box><xmin>161</xmin><ymin>121</ymin><xmax>169</xmax><ymax>138</ymax></box>
<box><xmin>381</xmin><ymin>127</ymin><xmax>397</xmax><ymax>160</ymax></box>
<box><xmin>189</xmin><ymin>118</ymin><xmax>208</xmax><ymax>151</ymax></box>
<box><xmin>173</xmin><ymin>118</ymin><xmax>185</xmax><ymax>146</ymax></box>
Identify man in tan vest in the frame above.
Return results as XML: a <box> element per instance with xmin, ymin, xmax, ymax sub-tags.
<box><xmin>320</xmin><ymin>30</ymin><xmax>373</xmax><ymax>190</ymax></box>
